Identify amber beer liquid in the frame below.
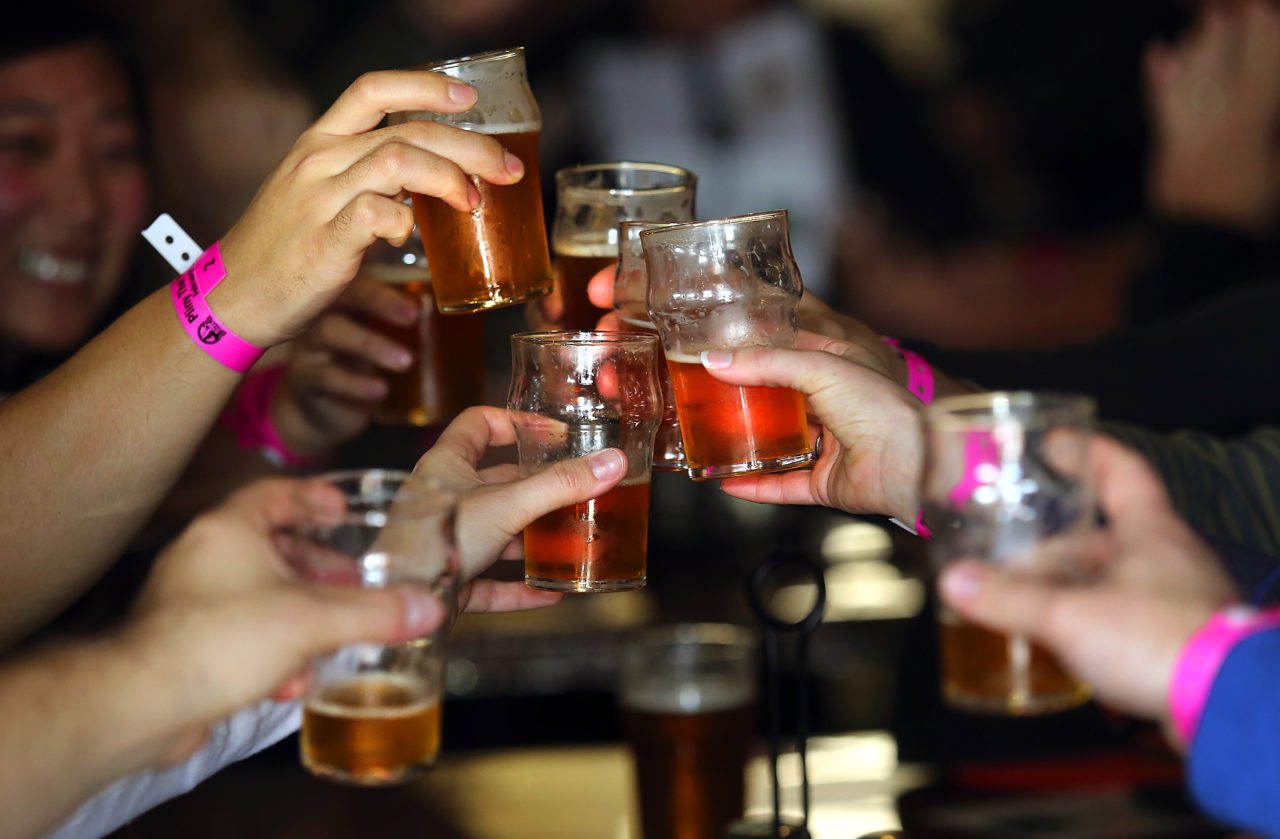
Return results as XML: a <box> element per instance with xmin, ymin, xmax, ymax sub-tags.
<box><xmin>622</xmin><ymin>682</ymin><xmax>755</xmax><ymax>839</ymax></box>
<box><xmin>939</xmin><ymin>608</ymin><xmax>1090</xmax><ymax>714</ymax></box>
<box><xmin>360</xmin><ymin>264</ymin><xmax>485</xmax><ymax>426</ymax></box>
<box><xmin>552</xmin><ymin>248</ymin><xmax>616</xmax><ymax>331</ymax></box>
<box><xmin>410</xmin><ymin>130</ymin><xmax>553</xmax><ymax>313</ymax></box>
<box><xmin>666</xmin><ymin>355</ymin><xmax>812</xmax><ymax>479</ymax></box>
<box><xmin>523</xmin><ymin>480</ymin><xmax>649</xmax><ymax>591</ymax></box>
<box><xmin>301</xmin><ymin>673</ymin><xmax>441</xmax><ymax>784</ymax></box>
<box><xmin>620</xmin><ymin>316</ymin><xmax>685</xmax><ymax>471</ymax></box>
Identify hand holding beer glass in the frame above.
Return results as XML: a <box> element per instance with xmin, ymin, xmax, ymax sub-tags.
<box><xmin>922</xmin><ymin>392</ymin><xmax>1098</xmax><ymax>715</ymax></box>
<box><xmin>551</xmin><ymin>162</ymin><xmax>696</xmax><ymax>330</ymax></box>
<box><xmin>621</xmin><ymin>624</ymin><xmax>758</xmax><ymax>839</ymax></box>
<box><xmin>283</xmin><ymin>470</ymin><xmax>457</xmax><ymax>784</ymax></box>
<box><xmin>361</xmin><ymin>228</ymin><xmax>485</xmax><ymax>427</ymax></box>
<box><xmin>508</xmin><ymin>332</ymin><xmax>661</xmax><ymax>591</ymax></box>
<box><xmin>390</xmin><ymin>48</ymin><xmax>553</xmax><ymax>314</ymax></box>
<box><xmin>642</xmin><ymin>211</ymin><xmax>815</xmax><ymax>480</ymax></box>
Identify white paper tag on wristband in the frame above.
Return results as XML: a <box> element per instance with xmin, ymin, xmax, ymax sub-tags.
<box><xmin>142</xmin><ymin>214</ymin><xmax>203</xmax><ymax>273</ymax></box>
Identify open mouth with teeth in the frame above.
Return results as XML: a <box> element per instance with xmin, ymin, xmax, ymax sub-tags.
<box><xmin>17</xmin><ymin>247</ymin><xmax>92</xmax><ymax>286</ymax></box>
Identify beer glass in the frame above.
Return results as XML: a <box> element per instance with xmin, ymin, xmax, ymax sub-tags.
<box><xmin>390</xmin><ymin>47</ymin><xmax>553</xmax><ymax>313</ymax></box>
<box><xmin>508</xmin><ymin>332</ymin><xmax>661</xmax><ymax>591</ymax></box>
<box><xmin>620</xmin><ymin>624</ymin><xmax>758</xmax><ymax>839</ymax></box>
<box><xmin>361</xmin><ymin>227</ymin><xmax>485</xmax><ymax>427</ymax></box>
<box><xmin>615</xmin><ymin>221</ymin><xmax>687</xmax><ymax>471</ymax></box>
<box><xmin>552</xmin><ymin>162</ymin><xmax>696</xmax><ymax>330</ymax></box>
<box><xmin>284</xmin><ymin>470</ymin><xmax>458</xmax><ymax>784</ymax></box>
<box><xmin>922</xmin><ymin>392</ymin><xmax>1097</xmax><ymax>715</ymax></box>
<box><xmin>642</xmin><ymin>211</ymin><xmax>814</xmax><ymax>480</ymax></box>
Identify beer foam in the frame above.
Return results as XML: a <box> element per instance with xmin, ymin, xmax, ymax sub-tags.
<box><xmin>553</xmin><ymin>239</ymin><xmax>619</xmax><ymax>259</ymax></box>
<box><xmin>664</xmin><ymin>350</ymin><xmax>702</xmax><ymax>365</ymax></box>
<box><xmin>618</xmin><ymin>315</ymin><xmax>658</xmax><ymax>331</ymax></box>
<box><xmin>623</xmin><ymin>674</ymin><xmax>754</xmax><ymax>715</ymax></box>
<box><xmin>306</xmin><ymin>674</ymin><xmax>437</xmax><ymax>719</ymax></box>
<box><xmin>360</xmin><ymin>263</ymin><xmax>430</xmax><ymax>285</ymax></box>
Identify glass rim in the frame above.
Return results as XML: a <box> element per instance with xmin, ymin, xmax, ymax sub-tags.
<box><xmin>924</xmin><ymin>390</ymin><xmax>1096</xmax><ymax>430</ymax></box>
<box><xmin>301</xmin><ymin>468</ymin><xmax>455</xmax><ymax>525</ymax></box>
<box><xmin>555</xmin><ymin>161</ymin><xmax>697</xmax><ymax>196</ymax></box>
<box><xmin>422</xmin><ymin>46</ymin><xmax>524</xmax><ymax>72</ymax></box>
<box><xmin>629</xmin><ymin>622</ymin><xmax>757</xmax><ymax>649</ymax></box>
<box><xmin>618</xmin><ymin>219</ymin><xmax>686</xmax><ymax>236</ymax></box>
<box><xmin>511</xmin><ymin>330</ymin><xmax>660</xmax><ymax>347</ymax></box>
<box><xmin>638</xmin><ymin>209</ymin><xmax>788</xmax><ymax>241</ymax></box>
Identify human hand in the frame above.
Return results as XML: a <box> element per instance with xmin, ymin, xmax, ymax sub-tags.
<box><xmin>412</xmin><ymin>405</ymin><xmax>629</xmax><ymax>612</ymax></box>
<box><xmin>1145</xmin><ymin>0</ymin><xmax>1280</xmax><ymax>232</ymax></box>
<box><xmin>938</xmin><ymin>436</ymin><xmax>1241</xmax><ymax>746</ymax></box>
<box><xmin>272</xmin><ymin>276</ymin><xmax>421</xmax><ymax>456</ymax></box>
<box><xmin>118</xmin><ymin>479</ymin><xmax>445</xmax><ymax>766</ymax></box>
<box><xmin>698</xmin><ymin>329</ymin><xmax>924</xmax><ymax>521</ymax></box>
<box><xmin>213</xmin><ymin>69</ymin><xmax>525</xmax><ymax>347</ymax></box>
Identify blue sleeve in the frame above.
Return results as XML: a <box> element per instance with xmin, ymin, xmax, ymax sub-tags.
<box><xmin>1189</xmin><ymin>628</ymin><xmax>1280</xmax><ymax>836</ymax></box>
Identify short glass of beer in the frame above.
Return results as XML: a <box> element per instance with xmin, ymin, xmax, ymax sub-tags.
<box><xmin>508</xmin><ymin>331</ymin><xmax>661</xmax><ymax>591</ymax></box>
<box><xmin>551</xmin><ymin>162</ymin><xmax>696</xmax><ymax>330</ymax></box>
<box><xmin>390</xmin><ymin>47</ymin><xmax>553</xmax><ymax>313</ymax></box>
<box><xmin>620</xmin><ymin>624</ymin><xmax>758</xmax><ymax>839</ymax></box>
<box><xmin>641</xmin><ymin>210</ymin><xmax>814</xmax><ymax>480</ymax></box>
<box><xmin>922</xmin><ymin>392</ymin><xmax>1097</xmax><ymax>715</ymax></box>
<box><xmin>616</xmin><ymin>221</ymin><xmax>687</xmax><ymax>471</ymax></box>
<box><xmin>361</xmin><ymin>226</ymin><xmax>485</xmax><ymax>427</ymax></box>
<box><xmin>284</xmin><ymin>470</ymin><xmax>457</xmax><ymax>784</ymax></box>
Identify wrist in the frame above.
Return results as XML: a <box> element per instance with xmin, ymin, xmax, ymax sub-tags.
<box><xmin>1168</xmin><ymin>604</ymin><xmax>1280</xmax><ymax>748</ymax></box>
<box><xmin>206</xmin><ymin>230</ymin><xmax>279</xmax><ymax>348</ymax></box>
<box><xmin>270</xmin><ymin>375</ymin><xmax>339</xmax><ymax>460</ymax></box>
<box><xmin>218</xmin><ymin>365</ymin><xmax>325</xmax><ymax>467</ymax></box>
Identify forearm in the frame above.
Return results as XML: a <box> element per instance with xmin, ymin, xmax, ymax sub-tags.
<box><xmin>0</xmin><ymin>289</ymin><xmax>241</xmax><ymax>646</ymax></box>
<box><xmin>0</xmin><ymin>636</ymin><xmax>179</xmax><ymax>839</ymax></box>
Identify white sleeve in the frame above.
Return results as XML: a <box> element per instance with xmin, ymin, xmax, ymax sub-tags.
<box><xmin>43</xmin><ymin>699</ymin><xmax>299</xmax><ymax>839</ymax></box>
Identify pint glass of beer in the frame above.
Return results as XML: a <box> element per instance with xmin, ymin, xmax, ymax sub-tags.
<box><xmin>361</xmin><ymin>229</ymin><xmax>485</xmax><ymax>427</ymax></box>
<box><xmin>284</xmin><ymin>470</ymin><xmax>458</xmax><ymax>784</ymax></box>
<box><xmin>551</xmin><ymin>162</ymin><xmax>696</xmax><ymax>330</ymax></box>
<box><xmin>508</xmin><ymin>332</ymin><xmax>661</xmax><ymax>591</ymax></box>
<box><xmin>922</xmin><ymin>392</ymin><xmax>1097</xmax><ymax>715</ymax></box>
<box><xmin>616</xmin><ymin>221</ymin><xmax>686</xmax><ymax>471</ymax></box>
<box><xmin>620</xmin><ymin>624</ymin><xmax>757</xmax><ymax>839</ymax></box>
<box><xmin>641</xmin><ymin>211</ymin><xmax>814</xmax><ymax>480</ymax></box>
<box><xmin>390</xmin><ymin>48</ymin><xmax>553</xmax><ymax>313</ymax></box>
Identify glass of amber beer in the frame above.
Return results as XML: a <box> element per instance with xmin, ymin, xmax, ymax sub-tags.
<box><xmin>508</xmin><ymin>332</ymin><xmax>661</xmax><ymax>591</ymax></box>
<box><xmin>283</xmin><ymin>470</ymin><xmax>457</xmax><ymax>784</ymax></box>
<box><xmin>361</xmin><ymin>226</ymin><xmax>485</xmax><ymax>427</ymax></box>
<box><xmin>620</xmin><ymin>624</ymin><xmax>758</xmax><ymax>839</ymax></box>
<box><xmin>615</xmin><ymin>221</ymin><xmax>687</xmax><ymax>471</ymax></box>
<box><xmin>641</xmin><ymin>211</ymin><xmax>814</xmax><ymax>480</ymax></box>
<box><xmin>922</xmin><ymin>392</ymin><xmax>1097</xmax><ymax>715</ymax></box>
<box><xmin>551</xmin><ymin>162</ymin><xmax>696</xmax><ymax>330</ymax></box>
<box><xmin>390</xmin><ymin>47</ymin><xmax>553</xmax><ymax>313</ymax></box>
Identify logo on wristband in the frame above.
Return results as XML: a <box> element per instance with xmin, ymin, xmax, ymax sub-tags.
<box><xmin>198</xmin><ymin>316</ymin><xmax>226</xmax><ymax>345</ymax></box>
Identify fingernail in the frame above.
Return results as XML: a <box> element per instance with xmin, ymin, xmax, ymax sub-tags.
<box><xmin>448</xmin><ymin>83</ymin><xmax>476</xmax><ymax>105</ymax></box>
<box><xmin>399</xmin><ymin>588</ymin><xmax>442</xmax><ymax>635</ymax></box>
<box><xmin>504</xmin><ymin>150</ymin><xmax>525</xmax><ymax>178</ymax></box>
<box><xmin>388</xmin><ymin>347</ymin><xmax>413</xmax><ymax>370</ymax></box>
<box><xmin>940</xmin><ymin>563</ymin><xmax>982</xmax><ymax>604</ymax></box>
<box><xmin>701</xmin><ymin>350</ymin><xmax>733</xmax><ymax>370</ymax></box>
<box><xmin>589</xmin><ymin>448</ymin><xmax>626</xmax><ymax>480</ymax></box>
<box><xmin>467</xmin><ymin>181</ymin><xmax>482</xmax><ymax>209</ymax></box>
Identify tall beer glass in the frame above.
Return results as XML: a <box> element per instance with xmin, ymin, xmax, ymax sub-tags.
<box><xmin>552</xmin><ymin>162</ymin><xmax>696</xmax><ymax>330</ymax></box>
<box><xmin>620</xmin><ymin>624</ymin><xmax>757</xmax><ymax>839</ymax></box>
<box><xmin>616</xmin><ymin>221</ymin><xmax>686</xmax><ymax>471</ymax></box>
<box><xmin>642</xmin><ymin>211</ymin><xmax>814</xmax><ymax>480</ymax></box>
<box><xmin>391</xmin><ymin>48</ymin><xmax>553</xmax><ymax>313</ymax></box>
<box><xmin>508</xmin><ymin>332</ymin><xmax>661</xmax><ymax>591</ymax></box>
<box><xmin>922</xmin><ymin>392</ymin><xmax>1097</xmax><ymax>715</ymax></box>
<box><xmin>283</xmin><ymin>470</ymin><xmax>458</xmax><ymax>784</ymax></box>
<box><xmin>361</xmin><ymin>228</ymin><xmax>485</xmax><ymax>427</ymax></box>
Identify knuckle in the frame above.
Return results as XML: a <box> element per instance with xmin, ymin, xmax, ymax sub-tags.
<box><xmin>350</xmin><ymin>72</ymin><xmax>384</xmax><ymax>102</ymax></box>
<box><xmin>373</xmin><ymin>141</ymin><xmax>411</xmax><ymax>177</ymax></box>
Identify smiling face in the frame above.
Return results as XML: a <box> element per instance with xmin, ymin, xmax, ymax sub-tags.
<box><xmin>0</xmin><ymin>41</ymin><xmax>148</xmax><ymax>353</ymax></box>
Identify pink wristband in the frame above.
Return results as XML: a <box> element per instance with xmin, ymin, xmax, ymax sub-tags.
<box><xmin>884</xmin><ymin>337</ymin><xmax>935</xmax><ymax>539</ymax></box>
<box><xmin>1169</xmin><ymin>604</ymin><xmax>1280</xmax><ymax>744</ymax></box>
<box><xmin>217</xmin><ymin>365</ymin><xmax>319</xmax><ymax>468</ymax></box>
<box><xmin>170</xmin><ymin>241</ymin><xmax>263</xmax><ymax>373</ymax></box>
